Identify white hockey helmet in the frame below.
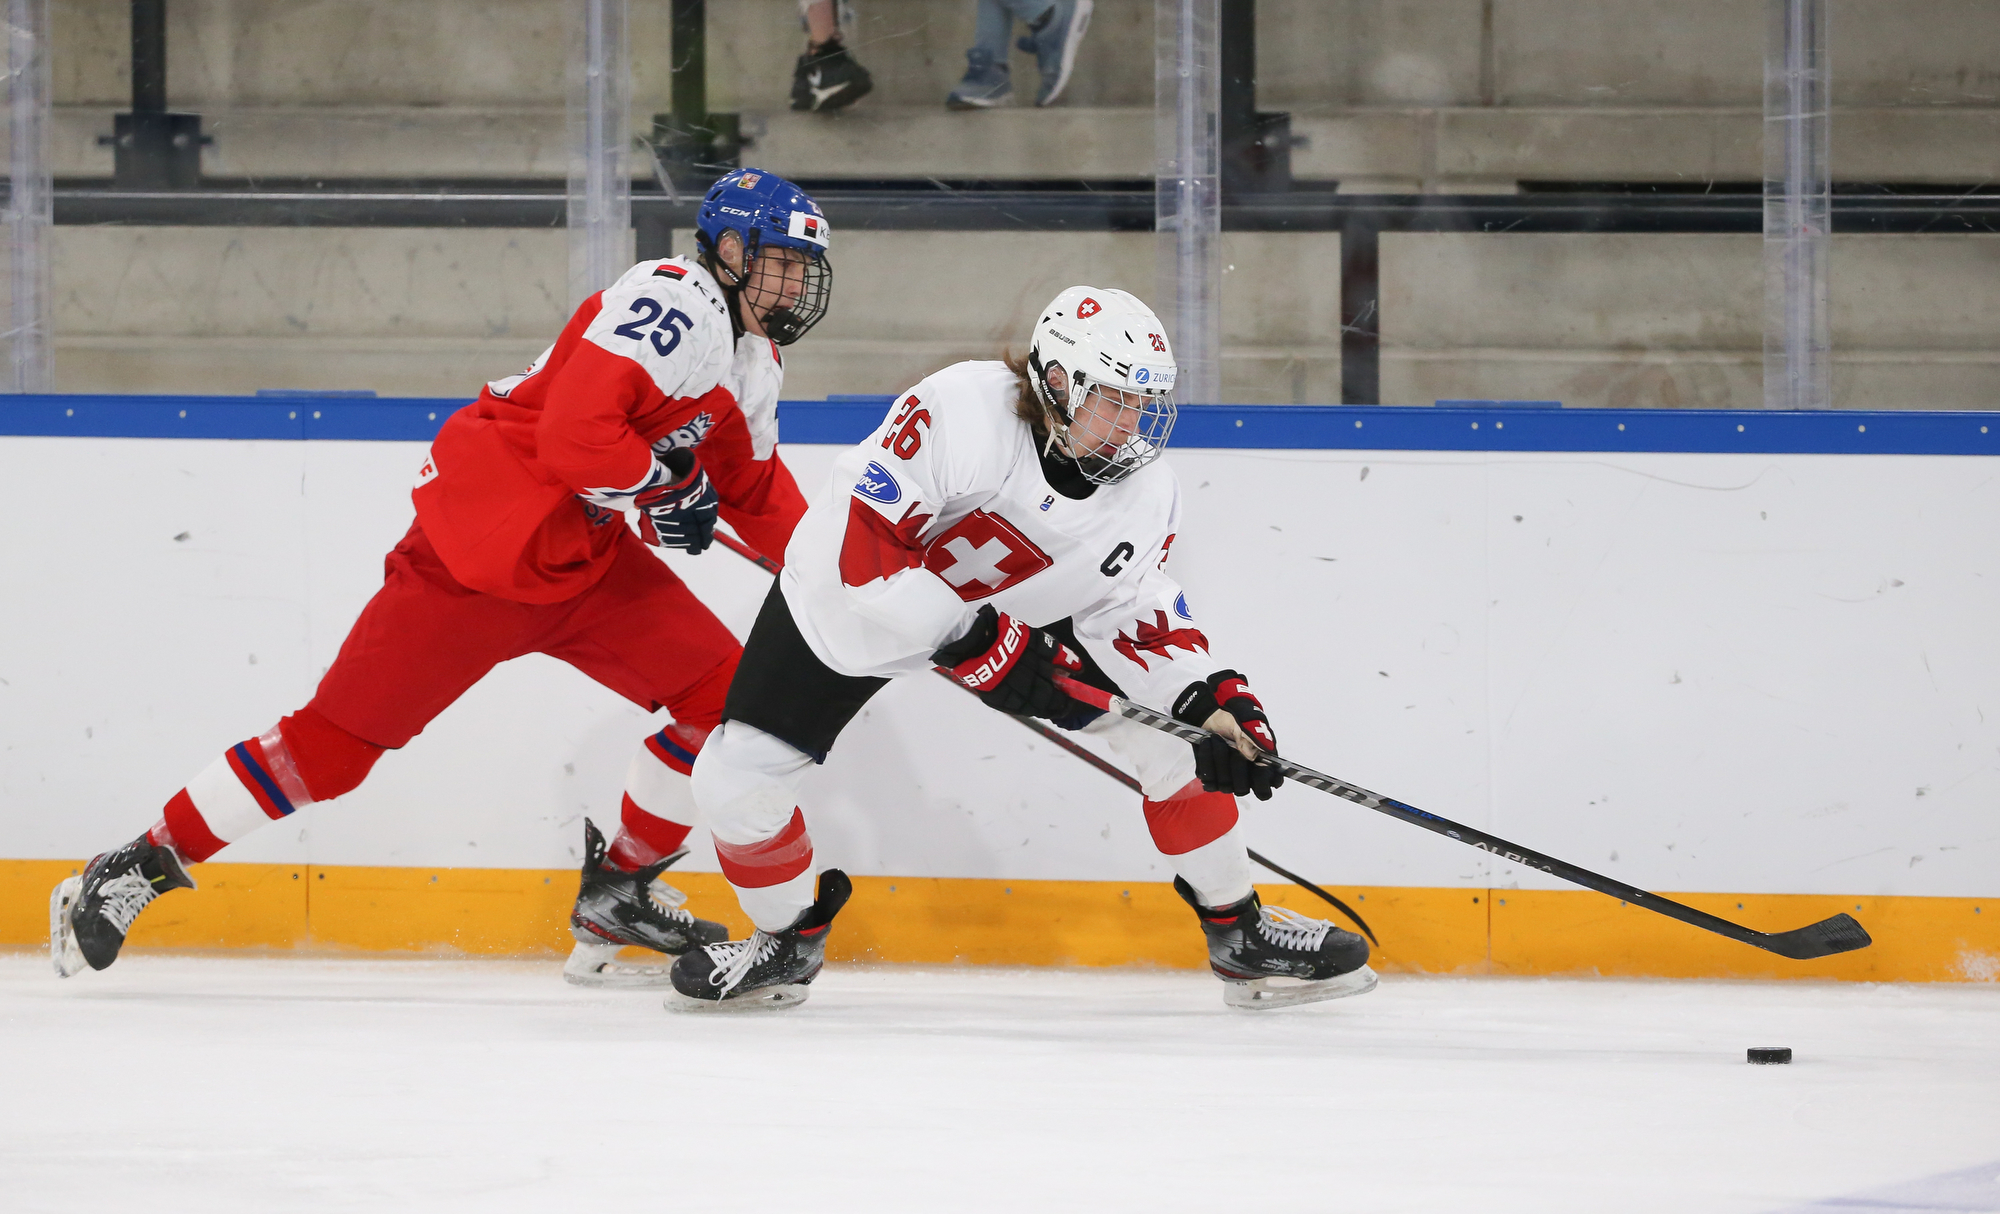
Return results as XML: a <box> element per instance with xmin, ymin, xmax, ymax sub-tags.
<box><xmin>1026</xmin><ymin>286</ymin><xmax>1179</xmax><ymax>486</ymax></box>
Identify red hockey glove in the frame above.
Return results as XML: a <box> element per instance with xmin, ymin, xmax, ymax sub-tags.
<box><xmin>1173</xmin><ymin>669</ymin><xmax>1283</xmax><ymax>801</ymax></box>
<box><xmin>633</xmin><ymin>447</ymin><xmax>719</xmax><ymax>554</ymax></box>
<box><xmin>933</xmin><ymin>604</ymin><xmax>1088</xmax><ymax>721</ymax></box>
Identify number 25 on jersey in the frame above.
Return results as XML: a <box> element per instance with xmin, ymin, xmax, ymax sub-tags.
<box><xmin>881</xmin><ymin>395</ymin><xmax>931</xmax><ymax>460</ymax></box>
<box><xmin>613</xmin><ymin>298</ymin><xmax>694</xmax><ymax>358</ymax></box>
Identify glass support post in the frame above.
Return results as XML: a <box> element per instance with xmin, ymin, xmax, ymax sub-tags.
<box><xmin>1156</xmin><ymin>0</ymin><xmax>1220</xmax><ymax>406</ymax></box>
<box><xmin>5</xmin><ymin>0</ymin><xmax>51</xmax><ymax>392</ymax></box>
<box><xmin>1763</xmin><ymin>0</ymin><xmax>1830</xmax><ymax>410</ymax></box>
<box><xmin>568</xmin><ymin>0</ymin><xmax>632</xmax><ymax>309</ymax></box>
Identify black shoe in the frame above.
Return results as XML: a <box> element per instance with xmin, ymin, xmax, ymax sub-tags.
<box><xmin>667</xmin><ymin>869</ymin><xmax>852</xmax><ymax>1012</ymax></box>
<box><xmin>50</xmin><ymin>833</ymin><xmax>196</xmax><ymax>977</ymax></box>
<box><xmin>791</xmin><ymin>39</ymin><xmax>873</xmax><ymax>112</ymax></box>
<box><xmin>563</xmin><ymin>818</ymin><xmax>728</xmax><ymax>988</ymax></box>
<box><xmin>1175</xmin><ymin>876</ymin><xmax>1378</xmax><ymax>1009</ymax></box>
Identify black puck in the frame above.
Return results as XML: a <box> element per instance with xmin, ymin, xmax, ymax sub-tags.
<box><xmin>1747</xmin><ymin>1046</ymin><xmax>1792</xmax><ymax>1065</ymax></box>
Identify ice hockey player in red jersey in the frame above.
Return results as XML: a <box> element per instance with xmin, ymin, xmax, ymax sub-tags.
<box><xmin>50</xmin><ymin>167</ymin><xmax>834</xmax><ymax>989</ymax></box>
<box><xmin>668</xmin><ymin>285</ymin><xmax>1376</xmax><ymax>1011</ymax></box>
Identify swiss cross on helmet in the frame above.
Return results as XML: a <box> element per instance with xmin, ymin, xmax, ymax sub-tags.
<box><xmin>1026</xmin><ymin>286</ymin><xmax>1179</xmax><ymax>486</ymax></box>
<box><xmin>694</xmin><ymin>167</ymin><xmax>833</xmax><ymax>346</ymax></box>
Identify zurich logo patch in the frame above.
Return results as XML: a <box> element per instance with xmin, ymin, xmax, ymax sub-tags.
<box><xmin>1135</xmin><ymin>367</ymin><xmax>1150</xmax><ymax>384</ymax></box>
<box><xmin>1174</xmin><ymin>592</ymin><xmax>1194</xmax><ymax>620</ymax></box>
<box><xmin>855</xmin><ymin>461</ymin><xmax>901</xmax><ymax>505</ymax></box>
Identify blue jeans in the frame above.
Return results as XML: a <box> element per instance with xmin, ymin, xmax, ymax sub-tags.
<box><xmin>971</xmin><ymin>0</ymin><xmax>1055</xmax><ymax>60</ymax></box>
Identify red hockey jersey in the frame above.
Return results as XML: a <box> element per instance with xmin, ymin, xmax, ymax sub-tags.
<box><xmin>413</xmin><ymin>257</ymin><xmax>805</xmax><ymax>604</ymax></box>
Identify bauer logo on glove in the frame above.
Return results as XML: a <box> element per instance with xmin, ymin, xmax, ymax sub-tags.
<box><xmin>1173</xmin><ymin>669</ymin><xmax>1284</xmax><ymax>801</ymax></box>
<box><xmin>933</xmin><ymin>604</ymin><xmax>1087</xmax><ymax>722</ymax></box>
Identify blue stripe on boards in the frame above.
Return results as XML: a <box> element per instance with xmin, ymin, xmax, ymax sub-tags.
<box><xmin>3</xmin><ymin>394</ymin><xmax>1999</xmax><ymax>457</ymax></box>
<box><xmin>230</xmin><ymin>743</ymin><xmax>297</xmax><ymax>818</ymax></box>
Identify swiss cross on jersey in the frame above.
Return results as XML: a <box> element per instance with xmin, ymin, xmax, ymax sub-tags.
<box><xmin>922</xmin><ymin>510</ymin><xmax>1054</xmax><ymax>601</ymax></box>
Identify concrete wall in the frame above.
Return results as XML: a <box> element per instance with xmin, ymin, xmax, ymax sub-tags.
<box><xmin>44</xmin><ymin>1</ymin><xmax>2000</xmax><ymax>183</ymax></box>
<box><xmin>42</xmin><ymin>226</ymin><xmax>1345</xmax><ymax>404</ymax></box>
<box><xmin>41</xmin><ymin>224</ymin><xmax>1998</xmax><ymax>410</ymax></box>
<box><xmin>1383</xmin><ymin>233</ymin><xmax>2000</xmax><ymax>410</ymax></box>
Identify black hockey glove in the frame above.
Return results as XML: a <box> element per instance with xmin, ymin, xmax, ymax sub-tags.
<box><xmin>933</xmin><ymin>604</ymin><xmax>1088</xmax><ymax>721</ymax></box>
<box><xmin>634</xmin><ymin>447</ymin><xmax>718</xmax><ymax>554</ymax></box>
<box><xmin>1173</xmin><ymin>669</ymin><xmax>1283</xmax><ymax>801</ymax></box>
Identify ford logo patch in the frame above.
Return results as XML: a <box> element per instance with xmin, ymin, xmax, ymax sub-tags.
<box><xmin>855</xmin><ymin>461</ymin><xmax>901</xmax><ymax>505</ymax></box>
<box><xmin>1174</xmin><ymin>592</ymin><xmax>1194</xmax><ymax>620</ymax></box>
<box><xmin>1134</xmin><ymin>367</ymin><xmax>1150</xmax><ymax>384</ymax></box>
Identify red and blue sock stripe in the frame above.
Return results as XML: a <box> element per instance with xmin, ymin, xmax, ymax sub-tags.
<box><xmin>225</xmin><ymin>740</ymin><xmax>297</xmax><ymax>820</ymax></box>
<box><xmin>643</xmin><ymin>727</ymin><xmax>699</xmax><ymax>777</ymax></box>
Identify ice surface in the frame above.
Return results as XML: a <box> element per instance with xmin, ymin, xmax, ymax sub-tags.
<box><xmin>1</xmin><ymin>953</ymin><xmax>1996</xmax><ymax>1213</ymax></box>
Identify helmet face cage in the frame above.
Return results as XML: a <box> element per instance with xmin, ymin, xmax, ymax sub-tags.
<box><xmin>1045</xmin><ymin>369</ymin><xmax>1177</xmax><ymax>486</ymax></box>
<box><xmin>743</xmin><ymin>231</ymin><xmax>832</xmax><ymax>347</ymax></box>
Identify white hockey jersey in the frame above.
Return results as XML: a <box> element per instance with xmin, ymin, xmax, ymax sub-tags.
<box><xmin>780</xmin><ymin>359</ymin><xmax>1226</xmax><ymax>713</ymax></box>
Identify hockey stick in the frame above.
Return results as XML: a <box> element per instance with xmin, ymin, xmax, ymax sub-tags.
<box><xmin>704</xmin><ymin>529</ymin><xmax>1377</xmax><ymax>940</ymax></box>
<box><xmin>1052</xmin><ymin>675</ymin><xmax>1874</xmax><ymax>962</ymax></box>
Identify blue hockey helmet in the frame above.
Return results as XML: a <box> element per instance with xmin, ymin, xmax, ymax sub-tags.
<box><xmin>694</xmin><ymin>167</ymin><xmax>832</xmax><ymax>346</ymax></box>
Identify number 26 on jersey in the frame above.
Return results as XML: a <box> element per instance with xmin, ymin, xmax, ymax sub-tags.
<box><xmin>881</xmin><ymin>395</ymin><xmax>931</xmax><ymax>460</ymax></box>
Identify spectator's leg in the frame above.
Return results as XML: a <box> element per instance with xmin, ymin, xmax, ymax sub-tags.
<box><xmin>803</xmin><ymin>0</ymin><xmax>838</xmax><ymax>44</ymax></box>
<box><xmin>791</xmin><ymin>0</ymin><xmax>873</xmax><ymax>111</ymax></box>
<box><xmin>947</xmin><ymin>0</ymin><xmax>1017</xmax><ymax>109</ymax></box>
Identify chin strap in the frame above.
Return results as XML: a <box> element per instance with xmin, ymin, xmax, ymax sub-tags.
<box><xmin>695</xmin><ymin>230</ymin><xmax>751</xmax><ymax>342</ymax></box>
<box><xmin>1026</xmin><ymin>347</ymin><xmax>1077</xmax><ymax>460</ymax></box>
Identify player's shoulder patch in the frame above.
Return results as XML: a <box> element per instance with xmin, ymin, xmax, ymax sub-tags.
<box><xmin>651</xmin><ymin>263</ymin><xmax>689</xmax><ymax>280</ymax></box>
<box><xmin>854</xmin><ymin>460</ymin><xmax>902</xmax><ymax>505</ymax></box>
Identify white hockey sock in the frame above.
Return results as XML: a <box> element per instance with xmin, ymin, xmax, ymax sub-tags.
<box><xmin>1171</xmin><ymin>825</ymin><xmax>1256</xmax><ymax>909</ymax></box>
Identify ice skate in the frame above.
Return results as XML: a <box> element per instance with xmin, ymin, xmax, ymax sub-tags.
<box><xmin>50</xmin><ymin>833</ymin><xmax>196</xmax><ymax>977</ymax></box>
<box><xmin>666</xmin><ymin>868</ymin><xmax>851</xmax><ymax>1012</ymax></box>
<box><xmin>1175</xmin><ymin>876</ymin><xmax>1377</xmax><ymax>1010</ymax></box>
<box><xmin>564</xmin><ymin>818</ymin><xmax>728</xmax><ymax>988</ymax></box>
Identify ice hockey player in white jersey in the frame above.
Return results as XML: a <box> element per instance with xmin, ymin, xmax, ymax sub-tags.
<box><xmin>670</xmin><ymin>285</ymin><xmax>1376</xmax><ymax>1011</ymax></box>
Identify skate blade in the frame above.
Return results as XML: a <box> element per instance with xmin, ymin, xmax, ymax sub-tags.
<box><xmin>49</xmin><ymin>877</ymin><xmax>86</xmax><ymax>978</ymax></box>
<box><xmin>1222</xmin><ymin>964</ymin><xmax>1379</xmax><ymax>1010</ymax></box>
<box><xmin>562</xmin><ymin>940</ymin><xmax>676</xmax><ymax>989</ymax></box>
<box><xmin>664</xmin><ymin>983</ymin><xmax>812</xmax><ymax>1014</ymax></box>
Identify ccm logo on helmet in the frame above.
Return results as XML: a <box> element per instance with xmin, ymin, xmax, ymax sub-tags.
<box><xmin>954</xmin><ymin>616</ymin><xmax>1028</xmax><ymax>690</ymax></box>
<box><xmin>1076</xmin><ymin>297</ymin><xmax>1101</xmax><ymax>318</ymax></box>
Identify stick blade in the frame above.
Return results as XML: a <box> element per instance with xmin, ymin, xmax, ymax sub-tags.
<box><xmin>1760</xmin><ymin>912</ymin><xmax>1873</xmax><ymax>960</ymax></box>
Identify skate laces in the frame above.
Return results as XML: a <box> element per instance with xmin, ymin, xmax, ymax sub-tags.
<box><xmin>94</xmin><ymin>871</ymin><xmax>159</xmax><ymax>936</ymax></box>
<box><xmin>1257</xmin><ymin>905</ymin><xmax>1332</xmax><ymax>953</ymax></box>
<box><xmin>704</xmin><ymin>930</ymin><xmax>782</xmax><ymax>997</ymax></box>
<box><xmin>646</xmin><ymin>879</ymin><xmax>694</xmax><ymax>923</ymax></box>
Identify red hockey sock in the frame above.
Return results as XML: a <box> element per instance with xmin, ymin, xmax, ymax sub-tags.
<box><xmin>1142</xmin><ymin>785</ymin><xmax>1239</xmax><ymax>856</ymax></box>
<box><xmin>607</xmin><ymin>723</ymin><xmax>708</xmax><ymax>871</ymax></box>
<box><xmin>713</xmin><ymin>808</ymin><xmax>814</xmax><ymax>888</ymax></box>
<box><xmin>155</xmin><ymin>707</ymin><xmax>386</xmax><ymax>864</ymax></box>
